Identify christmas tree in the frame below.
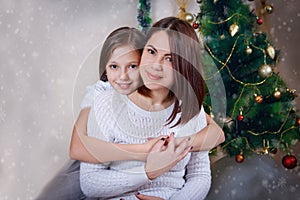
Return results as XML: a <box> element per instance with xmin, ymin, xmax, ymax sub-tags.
<box><xmin>192</xmin><ymin>0</ymin><xmax>300</xmax><ymax>169</ymax></box>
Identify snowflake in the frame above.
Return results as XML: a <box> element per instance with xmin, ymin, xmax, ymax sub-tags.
<box><xmin>0</xmin><ymin>106</ymin><xmax>6</xmax><ymax>122</ymax></box>
<box><xmin>277</xmin><ymin>177</ymin><xmax>287</xmax><ymax>188</ymax></box>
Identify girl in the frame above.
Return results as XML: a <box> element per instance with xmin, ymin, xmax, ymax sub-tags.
<box><xmin>80</xmin><ymin>17</ymin><xmax>218</xmax><ymax>200</ymax></box>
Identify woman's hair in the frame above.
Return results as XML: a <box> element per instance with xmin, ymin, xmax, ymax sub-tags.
<box><xmin>99</xmin><ymin>27</ymin><xmax>146</xmax><ymax>81</ymax></box>
<box><xmin>138</xmin><ymin>17</ymin><xmax>205</xmax><ymax>127</ymax></box>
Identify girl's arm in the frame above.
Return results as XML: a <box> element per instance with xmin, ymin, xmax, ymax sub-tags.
<box><xmin>69</xmin><ymin>107</ymin><xmax>163</xmax><ymax>163</ymax></box>
<box><xmin>174</xmin><ymin>113</ymin><xmax>225</xmax><ymax>151</ymax></box>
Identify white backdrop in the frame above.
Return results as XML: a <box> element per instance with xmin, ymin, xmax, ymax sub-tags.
<box><xmin>0</xmin><ymin>0</ymin><xmax>299</xmax><ymax>199</ymax></box>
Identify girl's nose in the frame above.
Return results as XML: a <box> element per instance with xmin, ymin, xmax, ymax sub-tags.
<box><xmin>119</xmin><ymin>69</ymin><xmax>129</xmax><ymax>80</ymax></box>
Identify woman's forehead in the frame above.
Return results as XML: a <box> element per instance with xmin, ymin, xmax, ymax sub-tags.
<box><xmin>146</xmin><ymin>31</ymin><xmax>170</xmax><ymax>52</ymax></box>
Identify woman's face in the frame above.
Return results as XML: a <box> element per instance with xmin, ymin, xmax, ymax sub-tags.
<box><xmin>139</xmin><ymin>31</ymin><xmax>174</xmax><ymax>92</ymax></box>
<box><xmin>106</xmin><ymin>45</ymin><xmax>141</xmax><ymax>95</ymax></box>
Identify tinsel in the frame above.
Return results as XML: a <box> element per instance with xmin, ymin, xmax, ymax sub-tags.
<box><xmin>137</xmin><ymin>0</ymin><xmax>152</xmax><ymax>33</ymax></box>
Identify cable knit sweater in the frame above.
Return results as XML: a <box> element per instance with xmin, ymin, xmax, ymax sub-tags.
<box><xmin>80</xmin><ymin>90</ymin><xmax>211</xmax><ymax>200</ymax></box>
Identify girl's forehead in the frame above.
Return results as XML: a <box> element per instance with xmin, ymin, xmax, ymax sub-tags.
<box><xmin>111</xmin><ymin>45</ymin><xmax>138</xmax><ymax>57</ymax></box>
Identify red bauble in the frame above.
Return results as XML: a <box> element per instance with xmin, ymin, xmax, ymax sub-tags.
<box><xmin>282</xmin><ymin>155</ymin><xmax>297</xmax><ymax>169</ymax></box>
<box><xmin>237</xmin><ymin>114</ymin><xmax>244</xmax><ymax>121</ymax></box>
<box><xmin>193</xmin><ymin>22</ymin><xmax>199</xmax><ymax>29</ymax></box>
<box><xmin>257</xmin><ymin>18</ymin><xmax>263</xmax><ymax>25</ymax></box>
<box><xmin>235</xmin><ymin>154</ymin><xmax>244</xmax><ymax>163</ymax></box>
<box><xmin>296</xmin><ymin>118</ymin><xmax>300</xmax><ymax>126</ymax></box>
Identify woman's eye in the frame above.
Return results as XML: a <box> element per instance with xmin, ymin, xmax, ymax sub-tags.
<box><xmin>165</xmin><ymin>57</ymin><xmax>172</xmax><ymax>62</ymax></box>
<box><xmin>147</xmin><ymin>48</ymin><xmax>155</xmax><ymax>55</ymax></box>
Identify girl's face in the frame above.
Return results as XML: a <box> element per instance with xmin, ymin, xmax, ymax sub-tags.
<box><xmin>139</xmin><ymin>31</ymin><xmax>174</xmax><ymax>92</ymax></box>
<box><xmin>106</xmin><ymin>45</ymin><xmax>141</xmax><ymax>95</ymax></box>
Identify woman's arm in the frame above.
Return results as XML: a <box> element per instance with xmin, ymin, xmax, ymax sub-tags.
<box><xmin>69</xmin><ymin>108</ymin><xmax>163</xmax><ymax>163</ymax></box>
<box><xmin>174</xmin><ymin>113</ymin><xmax>225</xmax><ymax>151</ymax></box>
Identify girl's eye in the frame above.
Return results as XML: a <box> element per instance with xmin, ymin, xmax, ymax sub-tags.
<box><xmin>129</xmin><ymin>64</ymin><xmax>138</xmax><ymax>69</ymax></box>
<box><xmin>147</xmin><ymin>48</ymin><xmax>155</xmax><ymax>55</ymax></box>
<box><xmin>109</xmin><ymin>64</ymin><xmax>118</xmax><ymax>69</ymax></box>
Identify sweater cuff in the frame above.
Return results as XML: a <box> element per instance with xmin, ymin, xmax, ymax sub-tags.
<box><xmin>123</xmin><ymin>165</ymin><xmax>150</xmax><ymax>186</ymax></box>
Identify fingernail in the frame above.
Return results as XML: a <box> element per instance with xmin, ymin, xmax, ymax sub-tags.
<box><xmin>190</xmin><ymin>146</ymin><xmax>193</xmax><ymax>150</ymax></box>
<box><xmin>187</xmin><ymin>137</ymin><xmax>191</xmax><ymax>141</ymax></box>
<box><xmin>136</xmin><ymin>192</ymin><xmax>140</xmax><ymax>195</ymax></box>
<box><xmin>160</xmin><ymin>138</ymin><xmax>165</xmax><ymax>141</ymax></box>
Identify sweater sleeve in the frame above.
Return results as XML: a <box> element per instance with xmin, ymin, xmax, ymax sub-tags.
<box><xmin>79</xmin><ymin>105</ymin><xmax>150</xmax><ymax>198</ymax></box>
<box><xmin>80</xmin><ymin>163</ymin><xmax>150</xmax><ymax>198</ymax></box>
<box><xmin>169</xmin><ymin>151</ymin><xmax>211</xmax><ymax>200</ymax></box>
<box><xmin>80</xmin><ymin>81</ymin><xmax>112</xmax><ymax>109</ymax></box>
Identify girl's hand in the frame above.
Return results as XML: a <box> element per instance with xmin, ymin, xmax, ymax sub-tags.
<box><xmin>134</xmin><ymin>192</ymin><xmax>164</xmax><ymax>200</ymax></box>
<box><xmin>145</xmin><ymin>132</ymin><xmax>192</xmax><ymax>180</ymax></box>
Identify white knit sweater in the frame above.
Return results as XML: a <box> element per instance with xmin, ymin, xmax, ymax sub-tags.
<box><xmin>80</xmin><ymin>90</ymin><xmax>211</xmax><ymax>200</ymax></box>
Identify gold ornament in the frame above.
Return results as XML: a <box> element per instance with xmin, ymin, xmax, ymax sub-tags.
<box><xmin>229</xmin><ymin>23</ymin><xmax>239</xmax><ymax>37</ymax></box>
<box><xmin>219</xmin><ymin>34</ymin><xmax>225</xmax><ymax>40</ymax></box>
<box><xmin>266</xmin><ymin>45</ymin><xmax>275</xmax><ymax>59</ymax></box>
<box><xmin>185</xmin><ymin>13</ymin><xmax>194</xmax><ymax>23</ymax></box>
<box><xmin>196</xmin><ymin>0</ymin><xmax>202</xmax><ymax>3</ymax></box>
<box><xmin>213</xmin><ymin>0</ymin><xmax>218</xmax><ymax>3</ymax></box>
<box><xmin>258</xmin><ymin>64</ymin><xmax>273</xmax><ymax>78</ymax></box>
<box><xmin>264</xmin><ymin>4</ymin><xmax>274</xmax><ymax>14</ymax></box>
<box><xmin>262</xmin><ymin>139</ymin><xmax>269</xmax><ymax>154</ymax></box>
<box><xmin>262</xmin><ymin>147</ymin><xmax>269</xmax><ymax>154</ymax></box>
<box><xmin>246</xmin><ymin>46</ymin><xmax>252</xmax><ymax>55</ymax></box>
<box><xmin>273</xmin><ymin>88</ymin><xmax>281</xmax><ymax>99</ymax></box>
<box><xmin>254</xmin><ymin>94</ymin><xmax>263</xmax><ymax>104</ymax></box>
<box><xmin>287</xmin><ymin>89</ymin><xmax>298</xmax><ymax>97</ymax></box>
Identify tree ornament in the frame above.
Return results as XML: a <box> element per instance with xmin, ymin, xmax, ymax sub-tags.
<box><xmin>262</xmin><ymin>139</ymin><xmax>269</xmax><ymax>154</ymax></box>
<box><xmin>213</xmin><ymin>0</ymin><xmax>218</xmax><ymax>3</ymax></box>
<box><xmin>296</xmin><ymin>118</ymin><xmax>300</xmax><ymax>126</ymax></box>
<box><xmin>193</xmin><ymin>22</ymin><xmax>199</xmax><ymax>29</ymax></box>
<box><xmin>254</xmin><ymin>94</ymin><xmax>263</xmax><ymax>104</ymax></box>
<box><xmin>256</xmin><ymin>17</ymin><xmax>263</xmax><ymax>25</ymax></box>
<box><xmin>273</xmin><ymin>88</ymin><xmax>281</xmax><ymax>99</ymax></box>
<box><xmin>270</xmin><ymin>148</ymin><xmax>277</xmax><ymax>154</ymax></box>
<box><xmin>264</xmin><ymin>4</ymin><xmax>274</xmax><ymax>14</ymax></box>
<box><xmin>262</xmin><ymin>147</ymin><xmax>269</xmax><ymax>154</ymax></box>
<box><xmin>229</xmin><ymin>23</ymin><xmax>239</xmax><ymax>37</ymax></box>
<box><xmin>219</xmin><ymin>34</ymin><xmax>225</xmax><ymax>40</ymax></box>
<box><xmin>196</xmin><ymin>0</ymin><xmax>202</xmax><ymax>4</ymax></box>
<box><xmin>287</xmin><ymin>88</ymin><xmax>298</xmax><ymax>97</ymax></box>
<box><xmin>282</xmin><ymin>154</ymin><xmax>297</xmax><ymax>169</ymax></box>
<box><xmin>266</xmin><ymin>45</ymin><xmax>275</xmax><ymax>59</ymax></box>
<box><xmin>258</xmin><ymin>64</ymin><xmax>272</xmax><ymax>78</ymax></box>
<box><xmin>185</xmin><ymin>13</ymin><xmax>194</xmax><ymax>23</ymax></box>
<box><xmin>235</xmin><ymin>154</ymin><xmax>244</xmax><ymax>163</ymax></box>
<box><xmin>245</xmin><ymin>46</ymin><xmax>252</xmax><ymax>55</ymax></box>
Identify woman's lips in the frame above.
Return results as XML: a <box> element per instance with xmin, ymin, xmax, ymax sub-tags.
<box><xmin>146</xmin><ymin>71</ymin><xmax>161</xmax><ymax>80</ymax></box>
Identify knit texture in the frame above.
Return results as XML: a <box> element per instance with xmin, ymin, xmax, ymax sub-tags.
<box><xmin>80</xmin><ymin>90</ymin><xmax>211</xmax><ymax>200</ymax></box>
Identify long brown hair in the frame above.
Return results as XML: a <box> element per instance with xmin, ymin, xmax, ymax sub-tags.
<box><xmin>99</xmin><ymin>27</ymin><xmax>146</xmax><ymax>81</ymax></box>
<box><xmin>138</xmin><ymin>17</ymin><xmax>205</xmax><ymax>127</ymax></box>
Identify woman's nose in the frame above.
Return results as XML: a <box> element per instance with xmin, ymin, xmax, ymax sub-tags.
<box><xmin>151</xmin><ymin>57</ymin><xmax>163</xmax><ymax>71</ymax></box>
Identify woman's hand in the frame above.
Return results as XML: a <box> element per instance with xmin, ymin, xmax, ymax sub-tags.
<box><xmin>134</xmin><ymin>192</ymin><xmax>164</xmax><ymax>200</ymax></box>
<box><xmin>145</xmin><ymin>132</ymin><xmax>192</xmax><ymax>180</ymax></box>
<box><xmin>141</xmin><ymin>135</ymin><xmax>169</xmax><ymax>153</ymax></box>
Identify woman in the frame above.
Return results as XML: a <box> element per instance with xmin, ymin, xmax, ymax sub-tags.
<box><xmin>80</xmin><ymin>17</ymin><xmax>214</xmax><ymax>200</ymax></box>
